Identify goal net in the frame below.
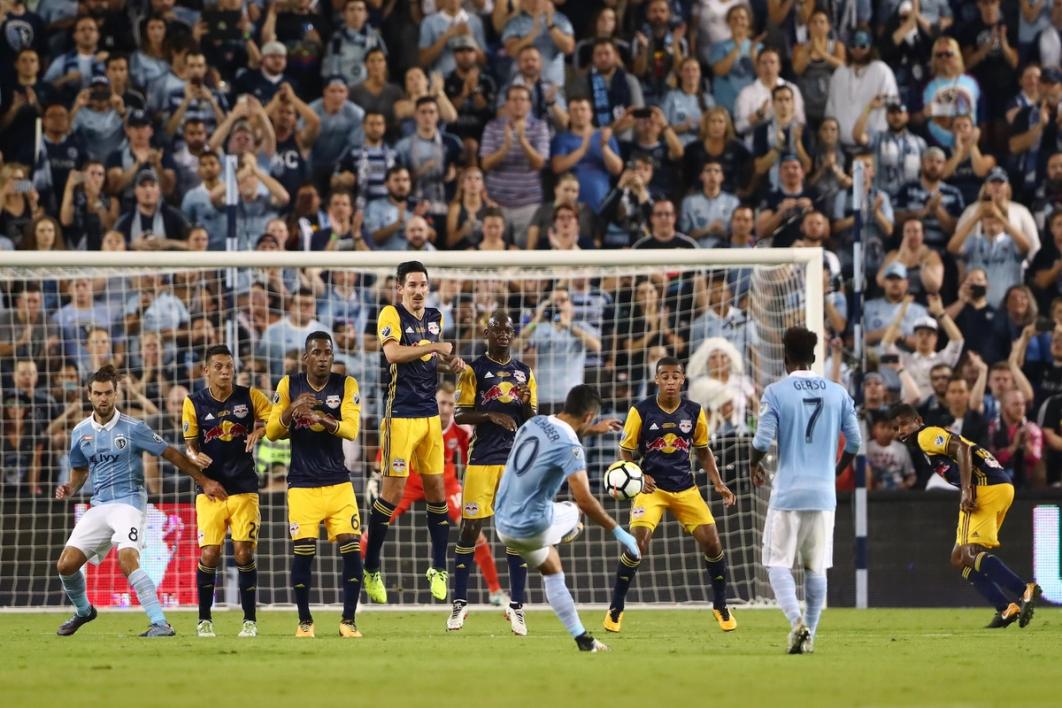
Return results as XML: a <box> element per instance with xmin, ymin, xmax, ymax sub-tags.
<box><xmin>0</xmin><ymin>249</ymin><xmax>822</xmax><ymax>609</ymax></box>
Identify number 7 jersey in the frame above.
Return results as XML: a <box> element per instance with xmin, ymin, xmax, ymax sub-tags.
<box><xmin>752</xmin><ymin>369</ymin><xmax>862</xmax><ymax>511</ymax></box>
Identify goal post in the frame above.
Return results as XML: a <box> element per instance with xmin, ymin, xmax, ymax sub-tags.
<box><xmin>0</xmin><ymin>248</ymin><xmax>823</xmax><ymax>609</ymax></box>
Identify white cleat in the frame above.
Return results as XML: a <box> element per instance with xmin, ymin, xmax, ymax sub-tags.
<box><xmin>196</xmin><ymin>620</ymin><xmax>215</xmax><ymax>638</ymax></box>
<box><xmin>802</xmin><ymin>635</ymin><xmax>815</xmax><ymax>654</ymax></box>
<box><xmin>787</xmin><ymin>622</ymin><xmax>811</xmax><ymax>655</ymax></box>
<box><xmin>488</xmin><ymin>590</ymin><xmax>509</xmax><ymax>607</ymax></box>
<box><xmin>447</xmin><ymin>601</ymin><xmax>469</xmax><ymax>631</ymax></box>
<box><xmin>238</xmin><ymin>620</ymin><xmax>257</xmax><ymax>638</ymax></box>
<box><xmin>505</xmin><ymin>605</ymin><xmax>528</xmax><ymax>636</ymax></box>
<box><xmin>576</xmin><ymin>633</ymin><xmax>608</xmax><ymax>652</ymax></box>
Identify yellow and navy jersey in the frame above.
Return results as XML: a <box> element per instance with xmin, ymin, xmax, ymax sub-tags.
<box><xmin>378</xmin><ymin>304</ymin><xmax>443</xmax><ymax>418</ymax></box>
<box><xmin>183</xmin><ymin>386</ymin><xmax>271</xmax><ymax>495</ymax></box>
<box><xmin>266</xmin><ymin>372</ymin><xmax>361</xmax><ymax>488</ymax></box>
<box><xmin>620</xmin><ymin>397</ymin><xmax>709</xmax><ymax>493</ymax></box>
<box><xmin>906</xmin><ymin>425</ymin><xmax>1010</xmax><ymax>487</ymax></box>
<box><xmin>457</xmin><ymin>354</ymin><xmax>538</xmax><ymax>465</ymax></box>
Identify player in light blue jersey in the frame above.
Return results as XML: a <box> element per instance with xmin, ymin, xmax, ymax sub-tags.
<box><xmin>494</xmin><ymin>384</ymin><xmax>640</xmax><ymax>653</ymax></box>
<box><xmin>54</xmin><ymin>365</ymin><xmax>227</xmax><ymax>638</ymax></box>
<box><xmin>750</xmin><ymin>327</ymin><xmax>861</xmax><ymax>655</ymax></box>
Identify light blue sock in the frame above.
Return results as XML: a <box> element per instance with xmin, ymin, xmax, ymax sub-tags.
<box><xmin>59</xmin><ymin>572</ymin><xmax>92</xmax><ymax>617</ymax></box>
<box><xmin>767</xmin><ymin>566</ymin><xmax>803</xmax><ymax>628</ymax></box>
<box><xmin>804</xmin><ymin>571</ymin><xmax>827</xmax><ymax>637</ymax></box>
<box><xmin>128</xmin><ymin>569</ymin><xmax>166</xmax><ymax>625</ymax></box>
<box><xmin>542</xmin><ymin>572</ymin><xmax>586</xmax><ymax>638</ymax></box>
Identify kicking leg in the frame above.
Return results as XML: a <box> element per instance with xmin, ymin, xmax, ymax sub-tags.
<box><xmin>537</xmin><ymin>547</ymin><xmax>606</xmax><ymax>652</ymax></box>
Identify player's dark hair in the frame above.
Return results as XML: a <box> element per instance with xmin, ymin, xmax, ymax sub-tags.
<box><xmin>655</xmin><ymin>356</ymin><xmax>683</xmax><ymax>372</ymax></box>
<box><xmin>204</xmin><ymin>344</ymin><xmax>232</xmax><ymax>362</ymax></box>
<box><xmin>563</xmin><ymin>384</ymin><xmax>602</xmax><ymax>418</ymax></box>
<box><xmin>887</xmin><ymin>403</ymin><xmax>919</xmax><ymax>421</ymax></box>
<box><xmin>487</xmin><ymin>310</ymin><xmax>513</xmax><ymax>327</ymax></box>
<box><xmin>87</xmin><ymin>364</ymin><xmax>121</xmax><ymax>390</ymax></box>
<box><xmin>783</xmin><ymin>326</ymin><xmax>817</xmax><ymax>367</ymax></box>
<box><xmin>305</xmin><ymin>331</ymin><xmax>333</xmax><ymax>349</ymax></box>
<box><xmin>397</xmin><ymin>260</ymin><xmax>428</xmax><ymax>285</ymax></box>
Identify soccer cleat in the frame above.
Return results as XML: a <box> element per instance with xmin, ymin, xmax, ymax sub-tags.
<box><xmin>505</xmin><ymin>605</ymin><xmax>528</xmax><ymax>636</ymax></box>
<box><xmin>447</xmin><ymin>600</ymin><xmax>469</xmax><ymax>631</ymax></box>
<box><xmin>426</xmin><ymin>567</ymin><xmax>448</xmax><ymax>601</ymax></box>
<box><xmin>295</xmin><ymin>621</ymin><xmax>315</xmax><ymax>638</ymax></box>
<box><xmin>1019</xmin><ymin>583</ymin><xmax>1042</xmax><ymax>628</ymax></box>
<box><xmin>363</xmin><ymin>571</ymin><xmax>388</xmax><ymax>604</ymax></box>
<box><xmin>712</xmin><ymin>607</ymin><xmax>737</xmax><ymax>632</ymax></box>
<box><xmin>986</xmin><ymin>603</ymin><xmax>1021</xmax><ymax>629</ymax></box>
<box><xmin>560</xmin><ymin>522</ymin><xmax>584</xmax><ymax>544</ymax></box>
<box><xmin>140</xmin><ymin>622</ymin><xmax>176</xmax><ymax>637</ymax></box>
<box><xmin>238</xmin><ymin>620</ymin><xmax>258</xmax><ymax>638</ymax></box>
<box><xmin>488</xmin><ymin>590</ymin><xmax>509</xmax><ymax>607</ymax></box>
<box><xmin>802</xmin><ymin>636</ymin><xmax>815</xmax><ymax>654</ymax></box>
<box><xmin>339</xmin><ymin>620</ymin><xmax>362</xmax><ymax>638</ymax></box>
<box><xmin>575</xmin><ymin>632</ymin><xmax>608</xmax><ymax>652</ymax></box>
<box><xmin>602</xmin><ymin>608</ymin><xmax>623</xmax><ymax>633</ymax></box>
<box><xmin>196</xmin><ymin>619</ymin><xmax>216</xmax><ymax>637</ymax></box>
<box><xmin>56</xmin><ymin>606</ymin><xmax>97</xmax><ymax>636</ymax></box>
<box><xmin>787</xmin><ymin>622</ymin><xmax>810</xmax><ymax>655</ymax></box>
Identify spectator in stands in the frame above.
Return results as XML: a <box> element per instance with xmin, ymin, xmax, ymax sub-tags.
<box><xmin>0</xmin><ymin>283</ymin><xmax>56</xmax><ymax>369</ymax></box>
<box><xmin>734</xmin><ymin>47</ymin><xmax>805</xmax><ymax>137</ymax></box>
<box><xmin>501</xmin><ymin>0</ymin><xmax>575</xmax><ymax>88</ymax></box>
<box><xmin>142</xmin><ymin>384</ymin><xmax>191</xmax><ymax>494</ymax></box>
<box><xmin>171</xmin><ymin>118</ymin><xmax>209</xmax><ymax>196</ymax></box>
<box><xmin>918</xmin><ymin>362</ymin><xmax>955</xmax><ymax>425</ymax></box>
<box><xmin>855</xmin><ymin>98</ymin><xmax>926</xmax><ymax>200</ymax></box>
<box><xmin>959</xmin><ymin>0</ymin><xmax>1019</xmax><ymax>153</ymax></box>
<box><xmin>1037</xmin><ymin>388</ymin><xmax>1062</xmax><ymax>485</ymax></box>
<box><xmin>527</xmin><ymin>174</ymin><xmax>592</xmax><ymax>250</ymax></box>
<box><xmin>43</xmin><ymin>15</ymin><xmax>104</xmax><ymax>101</ymax></box>
<box><xmin>513</xmin><ymin>284</ymin><xmax>599</xmax><ymax>413</ymax></box>
<box><xmin>922</xmin><ymin>36</ymin><xmax>979</xmax><ymax>149</ymax></box>
<box><xmin>365</xmin><ymin>166</ymin><xmax>430</xmax><ymax>251</ymax></box>
<box><xmin>942</xmin><ymin>373</ymin><xmax>990</xmax><ymax>447</ymax></box>
<box><xmin>309</xmin><ymin>76</ymin><xmax>365</xmax><ymax>191</ymax></box>
<box><xmin>828</xmin><ymin>152</ymin><xmax>894</xmax><ymax>272</ymax></box>
<box><xmin>444</xmin><ymin>36</ymin><xmax>496</xmax><ymax>162</ymax></box>
<box><xmin>945</xmin><ymin>267</ymin><xmax>1002</xmax><ymax>364</ymax></box>
<box><xmin>394</xmin><ymin>67</ymin><xmax>460</xmax><ymax>139</ymax></box>
<box><xmin>153</xmin><ymin>48</ymin><xmax>228</xmax><ymax>139</ymax></box>
<box><xmin>583</xmin><ymin>38</ymin><xmax>644</xmax><ymax>129</ymax></box>
<box><xmin>402</xmin><ymin>215</ymin><xmax>437</xmax><ymax>252</ymax></box>
<box><xmin>808</xmin><ymin>117</ymin><xmax>851</xmax><ymax>211</ymax></box>
<box><xmin>826</xmin><ymin>27</ymin><xmax>899</xmax><ymax>152</ymax></box>
<box><xmin>867</xmin><ymin>412</ymin><xmax>917</xmax><ymax>489</ymax></box>
<box><xmin>0</xmin><ymin>163</ymin><xmax>42</xmax><ymax>247</ymax></box>
<box><xmin>419</xmin><ymin>0</ymin><xmax>487</xmax><ymax>78</ymax></box>
<box><xmin>955</xmin><ymin>168</ymin><xmax>1041</xmax><ymax>261</ymax></box>
<box><xmin>551</xmin><ymin>97</ymin><xmax>623</xmax><ymax>214</ymax></box>
<box><xmin>599</xmin><ymin>154</ymin><xmax>656</xmax><ymax>247</ymax></box>
<box><xmin>755</xmin><ymin>153</ymin><xmax>815</xmax><ymax>246</ymax></box>
<box><xmin>260</xmin><ymin>0</ymin><xmax>326</xmax><ymax>94</ymax></box>
<box><xmin>689</xmin><ymin>275</ymin><xmax>754</xmax><ymax>356</ymax></box>
<box><xmin>538</xmin><ymin>201</ymin><xmax>582</xmax><ymax>252</ymax></box>
<box><xmin>632</xmin><ymin>0</ymin><xmax>687</xmax><ymax>104</ymax></box>
<box><xmin>1017</xmin><ymin>322</ymin><xmax>1062</xmax><ymax>407</ymax></box>
<box><xmin>105</xmin><ymin>109</ymin><xmax>177</xmax><ymax>205</ymax></box>
<box><xmin>865</xmin><ymin>262</ymin><xmax>929</xmax><ymax>349</ymax></box>
<box><xmin>71</xmin><ymin>76</ymin><xmax>126</xmax><ymax>162</ymax></box>
<box><xmin>312</xmin><ymin>191</ymin><xmax>365</xmax><ymax>251</ymax></box>
<box><xmin>480</xmin><ymin>84</ymin><xmax>550</xmax><ymax>247</ymax></box>
<box><xmin>753</xmin><ymin>84</ymin><xmax>812</xmax><ymax>192</ymax></box>
<box><xmin>258</xmin><ymin>288</ymin><xmax>330</xmax><ymax>376</ymax></box>
<box><xmin>681</xmin><ymin>160</ymin><xmax>740</xmax><ymax>248</ymax></box>
<box><xmin>348</xmin><ymin>48</ymin><xmax>404</xmax><ymax>134</ymax></box>
<box><xmin>0</xmin><ymin>48</ymin><xmax>48</xmax><ymax>169</ymax></box>
<box><xmin>1005</xmin><ymin>63</ymin><xmax>1047</xmax><ymax>200</ymax></box>
<box><xmin>615</xmin><ymin>279</ymin><xmax>683</xmax><ymax>394</ymax></box>
<box><xmin>18</xmin><ymin>214</ymin><xmax>65</xmax><ymax>252</ymax></box>
<box><xmin>662</xmin><ymin>57</ymin><xmax>714</xmax><ymax>148</ymax></box>
<box><xmin>941</xmin><ymin>114</ymin><xmax>996</xmax><ymax>207</ymax></box>
<box><xmin>947</xmin><ymin>199</ymin><xmax>1032</xmax><ymax>308</ymax></box>
<box><xmin>321</xmin><ymin>0</ymin><xmax>385</xmax><ymax>87</ymax></box>
<box><xmin>130</xmin><ymin>14</ymin><xmax>169</xmax><ymax>91</ymax></box>
<box><xmin>0</xmin><ymin>391</ymin><xmax>42</xmax><ymax>494</ymax></box>
<box><xmin>446</xmin><ymin>167</ymin><xmax>493</xmax><ymax>249</ymax></box>
<box><xmin>58</xmin><ymin>161</ymin><xmax>117</xmax><ymax>251</ymax></box>
<box><xmin>114</xmin><ymin>168</ymin><xmax>189</xmax><ymax>248</ymax></box>
<box><xmin>317</xmin><ymin>270</ymin><xmax>367</xmax><ymax>338</ymax></box>
<box><xmin>620</xmin><ymin>105</ymin><xmax>684</xmax><ymax>199</ymax></box>
<box><xmin>178</xmin><ymin>151</ymin><xmax>224</xmax><ymax>250</ymax></box>
<box><xmin>683</xmin><ymin>106</ymin><xmax>751</xmax><ymax>198</ymax></box>
<box><xmin>633</xmin><ymin>199</ymin><xmax>699</xmax><ymax>249</ymax></box>
<box><xmin>1030</xmin><ymin>210</ymin><xmax>1062</xmax><ymax>311</ymax></box>
<box><xmin>989</xmin><ymin>388</ymin><xmax>1044</xmax><ymax>487</ymax></box>
<box><xmin>474</xmin><ymin>208</ymin><xmax>516</xmax><ymax>251</ymax></box>
<box><xmin>573</xmin><ymin>6</ymin><xmax>630</xmax><ymax>74</ymax></box>
<box><xmin>708</xmin><ymin>4</ymin><xmax>761</xmax><ymax>118</ymax></box>
<box><xmin>792</xmin><ymin>8</ymin><xmax>845</xmax><ymax>130</ymax></box>
<box><xmin>395</xmin><ymin>96</ymin><xmax>463</xmax><ymax>231</ymax></box>
<box><xmin>1031</xmin><ymin>152</ymin><xmax>1062</xmax><ymax>231</ymax></box>
<box><xmin>887</xmin><ymin>294</ymin><xmax>964</xmax><ymax>400</ymax></box>
<box><xmin>501</xmin><ymin>45</ymin><xmax>569</xmax><ymax>130</ymax></box>
<box><xmin>333</xmin><ymin>111</ymin><xmax>393</xmax><ymax>212</ymax></box>
<box><xmin>893</xmin><ymin>147</ymin><xmax>963</xmax><ymax>250</ymax></box>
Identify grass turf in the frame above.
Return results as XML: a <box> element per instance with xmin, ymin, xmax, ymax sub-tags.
<box><xmin>2</xmin><ymin>607</ymin><xmax>1057</xmax><ymax>708</ymax></box>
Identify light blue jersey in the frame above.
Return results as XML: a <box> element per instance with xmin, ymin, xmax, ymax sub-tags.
<box><xmin>752</xmin><ymin>370</ymin><xmax>861</xmax><ymax>511</ymax></box>
<box><xmin>68</xmin><ymin>410</ymin><xmax>169</xmax><ymax>512</ymax></box>
<box><xmin>495</xmin><ymin>415</ymin><xmax>586</xmax><ymax>539</ymax></box>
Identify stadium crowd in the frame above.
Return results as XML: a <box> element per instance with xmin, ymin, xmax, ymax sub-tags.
<box><xmin>2</xmin><ymin>0</ymin><xmax>1062</xmax><ymax>497</ymax></box>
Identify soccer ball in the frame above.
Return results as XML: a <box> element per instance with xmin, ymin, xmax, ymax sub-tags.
<box><xmin>604</xmin><ymin>460</ymin><xmax>644</xmax><ymax>500</ymax></box>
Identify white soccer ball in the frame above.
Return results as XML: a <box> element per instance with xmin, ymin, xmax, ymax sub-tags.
<box><xmin>605</xmin><ymin>460</ymin><xmax>644</xmax><ymax>500</ymax></box>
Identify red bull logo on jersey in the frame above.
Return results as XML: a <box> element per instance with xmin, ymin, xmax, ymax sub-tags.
<box><xmin>644</xmin><ymin>433</ymin><xmax>691</xmax><ymax>455</ymax></box>
<box><xmin>481</xmin><ymin>381</ymin><xmax>520</xmax><ymax>405</ymax></box>
<box><xmin>203</xmin><ymin>420</ymin><xmax>249</xmax><ymax>443</ymax></box>
<box><xmin>232</xmin><ymin>404</ymin><xmax>248</xmax><ymax>418</ymax></box>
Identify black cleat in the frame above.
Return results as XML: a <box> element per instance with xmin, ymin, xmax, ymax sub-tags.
<box><xmin>1019</xmin><ymin>583</ymin><xmax>1042</xmax><ymax>628</ymax></box>
<box><xmin>57</xmin><ymin>606</ymin><xmax>97</xmax><ymax>636</ymax></box>
<box><xmin>985</xmin><ymin>603</ymin><xmax>1020</xmax><ymax>629</ymax></box>
<box><xmin>575</xmin><ymin>632</ymin><xmax>608</xmax><ymax>652</ymax></box>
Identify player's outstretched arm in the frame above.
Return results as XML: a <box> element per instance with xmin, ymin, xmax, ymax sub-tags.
<box><xmin>55</xmin><ymin>467</ymin><xmax>89</xmax><ymax>500</ymax></box>
<box><xmin>567</xmin><ymin>470</ymin><xmax>640</xmax><ymax>559</ymax></box>
<box><xmin>161</xmin><ymin>447</ymin><xmax>228</xmax><ymax>501</ymax></box>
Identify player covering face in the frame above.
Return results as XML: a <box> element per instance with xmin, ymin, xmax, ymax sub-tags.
<box><xmin>55</xmin><ymin>366</ymin><xmax>226</xmax><ymax>638</ymax></box>
<box><xmin>890</xmin><ymin>406</ymin><xmax>1042</xmax><ymax>629</ymax></box>
<box><xmin>605</xmin><ymin>358</ymin><xmax>736</xmax><ymax>635</ymax></box>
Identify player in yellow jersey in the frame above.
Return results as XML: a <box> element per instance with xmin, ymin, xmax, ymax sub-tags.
<box><xmin>362</xmin><ymin>261</ymin><xmax>467</xmax><ymax>602</ymax></box>
<box><xmin>266</xmin><ymin>331</ymin><xmax>364</xmax><ymax>637</ymax></box>
<box><xmin>183</xmin><ymin>345</ymin><xmax>270</xmax><ymax>638</ymax></box>
<box><xmin>890</xmin><ymin>404</ymin><xmax>1042</xmax><ymax>628</ymax></box>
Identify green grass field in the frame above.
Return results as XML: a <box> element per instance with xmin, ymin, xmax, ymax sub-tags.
<box><xmin>2</xmin><ymin>607</ymin><xmax>1057</xmax><ymax>708</ymax></box>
